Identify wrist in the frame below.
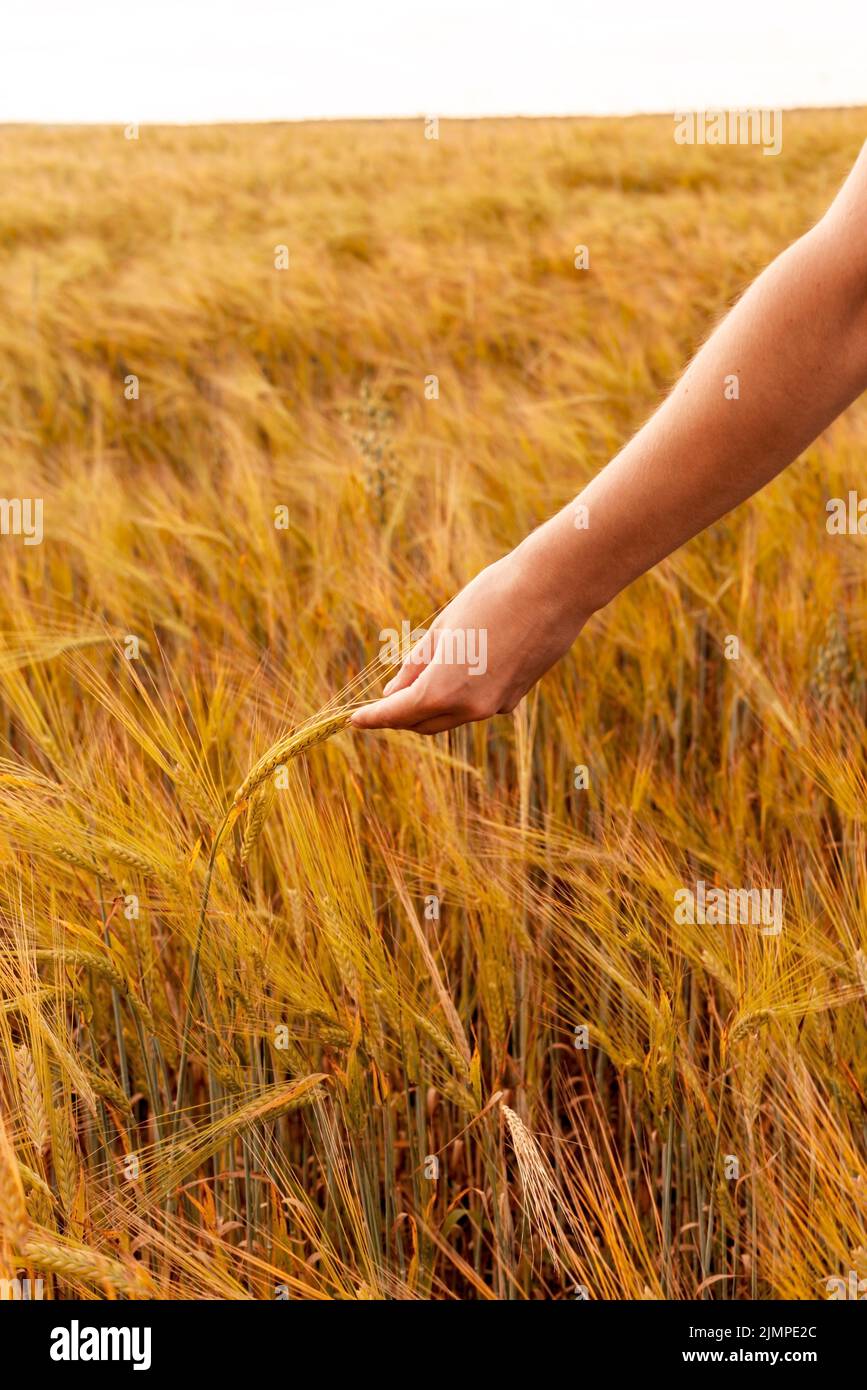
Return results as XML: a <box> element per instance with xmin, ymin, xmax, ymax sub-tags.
<box><xmin>514</xmin><ymin>506</ymin><xmax>613</xmax><ymax>628</ymax></box>
<box><xmin>512</xmin><ymin>519</ymin><xmax>598</xmax><ymax>636</ymax></box>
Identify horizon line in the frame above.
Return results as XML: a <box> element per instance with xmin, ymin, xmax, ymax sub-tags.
<box><xmin>2</xmin><ymin>102</ymin><xmax>866</xmax><ymax>129</ymax></box>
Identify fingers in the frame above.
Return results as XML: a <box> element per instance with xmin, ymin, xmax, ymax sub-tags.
<box><xmin>380</xmin><ymin>622</ymin><xmax>442</xmax><ymax>695</ymax></box>
<box><xmin>381</xmin><ymin>659</ymin><xmax>419</xmax><ymax>697</ymax></box>
<box><xmin>353</xmin><ymin>698</ymin><xmax>483</xmax><ymax>735</ymax></box>
<box><xmin>406</xmin><ymin>713</ymin><xmax>479</xmax><ymax>735</ymax></box>
<box><xmin>352</xmin><ymin>676</ymin><xmax>504</xmax><ymax>734</ymax></box>
<box><xmin>351</xmin><ymin>620</ymin><xmax>507</xmax><ymax>734</ymax></box>
<box><xmin>350</xmin><ymin>681</ymin><xmax>428</xmax><ymax>730</ymax></box>
<box><xmin>352</xmin><ymin>659</ymin><xmax>485</xmax><ymax>732</ymax></box>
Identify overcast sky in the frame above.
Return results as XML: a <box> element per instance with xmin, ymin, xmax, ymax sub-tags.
<box><xmin>2</xmin><ymin>0</ymin><xmax>865</xmax><ymax>122</ymax></box>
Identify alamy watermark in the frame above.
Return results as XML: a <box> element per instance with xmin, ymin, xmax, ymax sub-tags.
<box><xmin>50</xmin><ymin>1320</ymin><xmax>151</xmax><ymax>1370</ymax></box>
<box><xmin>825</xmin><ymin>1271</ymin><xmax>867</xmax><ymax>1300</ymax></box>
<box><xmin>0</xmin><ymin>497</ymin><xmax>43</xmax><ymax>545</ymax></box>
<box><xmin>674</xmin><ymin>109</ymin><xmax>782</xmax><ymax>157</ymax></box>
<box><xmin>674</xmin><ymin>879</ymin><xmax>783</xmax><ymax>936</ymax></box>
<box><xmin>379</xmin><ymin>620</ymin><xmax>488</xmax><ymax>676</ymax></box>
<box><xmin>1</xmin><ymin>1276</ymin><xmax>44</xmax><ymax>1300</ymax></box>
<box><xmin>826</xmin><ymin>491</ymin><xmax>867</xmax><ymax>535</ymax></box>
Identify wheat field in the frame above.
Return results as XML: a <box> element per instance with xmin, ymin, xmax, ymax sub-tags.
<box><xmin>0</xmin><ymin>110</ymin><xmax>865</xmax><ymax>1300</ymax></box>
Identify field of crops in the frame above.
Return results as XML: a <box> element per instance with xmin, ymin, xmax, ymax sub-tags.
<box><xmin>0</xmin><ymin>109</ymin><xmax>865</xmax><ymax>1299</ymax></box>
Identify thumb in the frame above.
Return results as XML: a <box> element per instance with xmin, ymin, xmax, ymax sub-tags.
<box><xmin>350</xmin><ymin>676</ymin><xmax>432</xmax><ymax>730</ymax></box>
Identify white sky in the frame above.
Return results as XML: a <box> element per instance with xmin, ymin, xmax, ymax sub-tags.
<box><xmin>2</xmin><ymin>0</ymin><xmax>866</xmax><ymax>122</ymax></box>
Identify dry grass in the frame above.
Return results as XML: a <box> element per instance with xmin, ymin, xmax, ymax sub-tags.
<box><xmin>0</xmin><ymin>110</ymin><xmax>865</xmax><ymax>1300</ymax></box>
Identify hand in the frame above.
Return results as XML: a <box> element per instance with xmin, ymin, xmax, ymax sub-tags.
<box><xmin>350</xmin><ymin>538</ymin><xmax>589</xmax><ymax>735</ymax></box>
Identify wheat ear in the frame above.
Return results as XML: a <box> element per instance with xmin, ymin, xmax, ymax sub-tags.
<box><xmin>240</xmin><ymin>784</ymin><xmax>276</xmax><ymax>867</ymax></box>
<box><xmin>171</xmin><ymin>707</ymin><xmax>352</xmax><ymax>1137</ymax></box>
<box><xmin>15</xmin><ymin>1045</ymin><xmax>49</xmax><ymax>1156</ymax></box>
<box><xmin>232</xmin><ymin>710</ymin><xmax>352</xmax><ymax>805</ymax></box>
<box><xmin>22</xmin><ymin>1235</ymin><xmax>149</xmax><ymax>1296</ymax></box>
<box><xmin>502</xmin><ymin>1105</ymin><xmax>566</xmax><ymax>1274</ymax></box>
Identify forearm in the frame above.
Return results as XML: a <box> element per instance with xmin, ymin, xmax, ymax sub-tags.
<box><xmin>354</xmin><ymin>145</ymin><xmax>867</xmax><ymax>736</ymax></box>
<box><xmin>520</xmin><ymin>195</ymin><xmax>867</xmax><ymax>620</ymax></box>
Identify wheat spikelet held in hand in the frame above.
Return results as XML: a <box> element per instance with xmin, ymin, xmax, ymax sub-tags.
<box><xmin>233</xmin><ymin>710</ymin><xmax>351</xmax><ymax>806</ymax></box>
<box><xmin>168</xmin><ymin>717</ymin><xmax>351</xmax><ymax>1130</ymax></box>
<box><xmin>172</xmin><ymin>706</ymin><xmax>355</xmax><ymax>1125</ymax></box>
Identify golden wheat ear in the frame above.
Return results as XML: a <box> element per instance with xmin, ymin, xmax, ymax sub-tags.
<box><xmin>232</xmin><ymin>708</ymin><xmax>353</xmax><ymax>806</ymax></box>
<box><xmin>172</xmin><ymin>703</ymin><xmax>356</xmax><ymax>1137</ymax></box>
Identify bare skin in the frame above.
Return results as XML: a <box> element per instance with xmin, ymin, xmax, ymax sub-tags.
<box><xmin>352</xmin><ymin>143</ymin><xmax>867</xmax><ymax>737</ymax></box>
